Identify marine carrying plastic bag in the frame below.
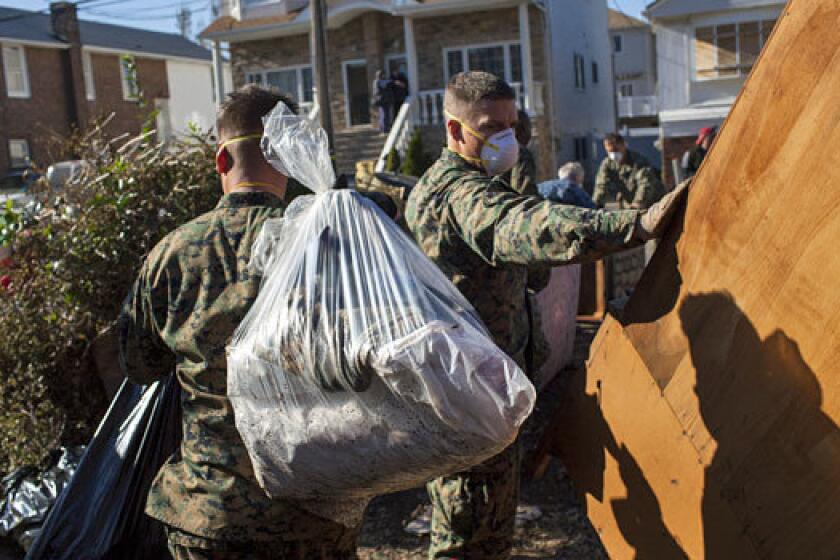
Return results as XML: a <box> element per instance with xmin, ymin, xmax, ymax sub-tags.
<box><xmin>227</xmin><ymin>103</ymin><xmax>536</xmax><ymax>513</ymax></box>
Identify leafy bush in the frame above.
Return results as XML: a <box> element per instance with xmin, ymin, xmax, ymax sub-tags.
<box><xmin>400</xmin><ymin>130</ymin><xmax>432</xmax><ymax>178</ymax></box>
<box><xmin>0</xmin><ymin>119</ymin><xmax>219</xmax><ymax>474</ymax></box>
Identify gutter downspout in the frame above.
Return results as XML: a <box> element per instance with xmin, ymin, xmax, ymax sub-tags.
<box><xmin>212</xmin><ymin>40</ymin><xmax>226</xmax><ymax>108</ymax></box>
<box><xmin>534</xmin><ymin>0</ymin><xmax>558</xmax><ymax>169</ymax></box>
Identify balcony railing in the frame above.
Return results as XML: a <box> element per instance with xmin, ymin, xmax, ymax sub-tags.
<box><xmin>415</xmin><ymin>82</ymin><xmax>544</xmax><ymax>126</ymax></box>
<box><xmin>617</xmin><ymin>95</ymin><xmax>658</xmax><ymax>119</ymax></box>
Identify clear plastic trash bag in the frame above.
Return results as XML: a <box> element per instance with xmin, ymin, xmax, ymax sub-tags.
<box><xmin>227</xmin><ymin>103</ymin><xmax>536</xmax><ymax>518</ymax></box>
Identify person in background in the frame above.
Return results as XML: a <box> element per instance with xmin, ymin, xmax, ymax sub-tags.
<box><xmin>119</xmin><ymin>85</ymin><xmax>359</xmax><ymax>559</ymax></box>
<box><xmin>538</xmin><ymin>162</ymin><xmax>596</xmax><ymax>209</ymax></box>
<box><xmin>406</xmin><ymin>71</ymin><xmax>690</xmax><ymax>560</ymax></box>
<box><xmin>391</xmin><ymin>70</ymin><xmax>409</xmax><ymax>115</ymax></box>
<box><xmin>502</xmin><ymin>109</ymin><xmax>539</xmax><ymax>196</ymax></box>
<box><xmin>682</xmin><ymin>126</ymin><xmax>716</xmax><ymax>178</ymax></box>
<box><xmin>373</xmin><ymin>70</ymin><xmax>394</xmax><ymax>133</ymax></box>
<box><xmin>594</xmin><ymin>132</ymin><xmax>665</xmax><ymax>209</ymax></box>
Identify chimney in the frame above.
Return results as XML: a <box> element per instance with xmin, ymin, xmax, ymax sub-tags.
<box><xmin>50</xmin><ymin>2</ymin><xmax>88</xmax><ymax>129</ymax></box>
<box><xmin>50</xmin><ymin>2</ymin><xmax>80</xmax><ymax>43</ymax></box>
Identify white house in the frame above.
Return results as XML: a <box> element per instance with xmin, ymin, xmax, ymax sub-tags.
<box><xmin>609</xmin><ymin>9</ymin><xmax>657</xmax><ymax>128</ymax></box>
<box><xmin>645</xmin><ymin>0</ymin><xmax>787</xmax><ymax>184</ymax></box>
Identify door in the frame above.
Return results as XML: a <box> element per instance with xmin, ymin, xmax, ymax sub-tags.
<box><xmin>343</xmin><ymin>60</ymin><xmax>371</xmax><ymax>127</ymax></box>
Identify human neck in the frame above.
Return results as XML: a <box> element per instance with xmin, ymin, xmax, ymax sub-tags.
<box><xmin>224</xmin><ymin>169</ymin><xmax>287</xmax><ymax>199</ymax></box>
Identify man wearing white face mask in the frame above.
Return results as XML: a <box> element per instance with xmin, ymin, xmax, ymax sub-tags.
<box><xmin>594</xmin><ymin>132</ymin><xmax>665</xmax><ymax>209</ymax></box>
<box><xmin>405</xmin><ymin>71</ymin><xmax>689</xmax><ymax>560</ymax></box>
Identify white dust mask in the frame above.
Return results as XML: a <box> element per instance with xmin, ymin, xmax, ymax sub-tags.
<box><xmin>446</xmin><ymin>112</ymin><xmax>520</xmax><ymax>176</ymax></box>
<box><xmin>608</xmin><ymin>151</ymin><xmax>624</xmax><ymax>163</ymax></box>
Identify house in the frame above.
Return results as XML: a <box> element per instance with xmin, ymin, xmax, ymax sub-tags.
<box><xmin>201</xmin><ymin>0</ymin><xmax>617</xmax><ymax>182</ymax></box>
<box><xmin>0</xmin><ymin>2</ymin><xmax>230</xmax><ymax>183</ymax></box>
<box><xmin>609</xmin><ymin>9</ymin><xmax>657</xmax><ymax>129</ymax></box>
<box><xmin>645</xmin><ymin>0</ymin><xmax>787</xmax><ymax>185</ymax></box>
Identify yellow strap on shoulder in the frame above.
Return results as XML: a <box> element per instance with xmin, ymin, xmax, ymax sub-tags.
<box><xmin>232</xmin><ymin>181</ymin><xmax>278</xmax><ymax>191</ymax></box>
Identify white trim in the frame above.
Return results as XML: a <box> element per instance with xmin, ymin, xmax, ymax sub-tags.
<box><xmin>403</xmin><ymin>17</ymin><xmax>419</xmax><ymax>115</ymax></box>
<box><xmin>442</xmin><ymin>40</ymin><xmax>522</xmax><ymax>83</ymax></box>
<box><xmin>2</xmin><ymin>44</ymin><xmax>30</xmax><ymax>99</ymax></box>
<box><xmin>82</xmin><ymin>45</ymin><xmax>212</xmax><ymax>66</ymax></box>
<box><xmin>82</xmin><ymin>50</ymin><xmax>95</xmax><ymax>101</ymax></box>
<box><xmin>384</xmin><ymin>52</ymin><xmax>407</xmax><ymax>75</ymax></box>
<box><xmin>518</xmin><ymin>2</ymin><xmax>534</xmax><ymax>112</ymax></box>
<box><xmin>120</xmin><ymin>55</ymin><xmax>140</xmax><ymax>101</ymax></box>
<box><xmin>342</xmin><ymin>58</ymin><xmax>369</xmax><ymax>128</ymax></box>
<box><xmin>7</xmin><ymin>139</ymin><xmax>30</xmax><ymax>169</ymax></box>
<box><xmin>245</xmin><ymin>64</ymin><xmax>314</xmax><ymax>104</ymax></box>
<box><xmin>0</xmin><ymin>38</ymin><xmax>67</xmax><ymax>50</ymax></box>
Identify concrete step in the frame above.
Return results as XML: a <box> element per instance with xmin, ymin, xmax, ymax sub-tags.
<box><xmin>333</xmin><ymin>128</ymin><xmax>388</xmax><ymax>176</ymax></box>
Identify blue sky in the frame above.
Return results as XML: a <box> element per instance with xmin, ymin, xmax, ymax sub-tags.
<box><xmin>1</xmin><ymin>0</ymin><xmax>651</xmax><ymax>38</ymax></box>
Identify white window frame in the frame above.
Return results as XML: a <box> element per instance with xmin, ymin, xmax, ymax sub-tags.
<box><xmin>82</xmin><ymin>50</ymin><xmax>95</xmax><ymax>101</ymax></box>
<box><xmin>8</xmin><ymin>139</ymin><xmax>30</xmax><ymax>169</ymax></box>
<box><xmin>692</xmin><ymin>18</ymin><xmax>776</xmax><ymax>82</ymax></box>
<box><xmin>443</xmin><ymin>41</ymin><xmax>523</xmax><ymax>84</ymax></box>
<box><xmin>245</xmin><ymin>64</ymin><xmax>314</xmax><ymax>104</ymax></box>
<box><xmin>618</xmin><ymin>83</ymin><xmax>633</xmax><ymax>97</ymax></box>
<box><xmin>120</xmin><ymin>55</ymin><xmax>139</xmax><ymax>101</ymax></box>
<box><xmin>2</xmin><ymin>44</ymin><xmax>30</xmax><ymax>98</ymax></box>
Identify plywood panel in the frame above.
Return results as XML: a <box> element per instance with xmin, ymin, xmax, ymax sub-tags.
<box><xmin>545</xmin><ymin>1</ymin><xmax>840</xmax><ymax>558</ymax></box>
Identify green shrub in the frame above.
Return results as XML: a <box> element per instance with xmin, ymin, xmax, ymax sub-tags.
<box><xmin>385</xmin><ymin>148</ymin><xmax>401</xmax><ymax>173</ymax></box>
<box><xmin>0</xmin><ymin>120</ymin><xmax>219</xmax><ymax>474</ymax></box>
<box><xmin>400</xmin><ymin>130</ymin><xmax>432</xmax><ymax>178</ymax></box>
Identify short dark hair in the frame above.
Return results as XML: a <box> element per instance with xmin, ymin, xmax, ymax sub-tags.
<box><xmin>216</xmin><ymin>84</ymin><xmax>298</xmax><ymax>137</ymax></box>
<box><xmin>604</xmin><ymin>133</ymin><xmax>625</xmax><ymax>145</ymax></box>
<box><xmin>444</xmin><ymin>71</ymin><xmax>515</xmax><ymax>117</ymax></box>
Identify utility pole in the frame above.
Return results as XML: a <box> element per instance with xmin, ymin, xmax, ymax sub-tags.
<box><xmin>310</xmin><ymin>0</ymin><xmax>334</xmax><ymax>158</ymax></box>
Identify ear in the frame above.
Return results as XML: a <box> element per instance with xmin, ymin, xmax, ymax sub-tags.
<box><xmin>216</xmin><ymin>147</ymin><xmax>231</xmax><ymax>175</ymax></box>
<box><xmin>446</xmin><ymin>119</ymin><xmax>464</xmax><ymax>143</ymax></box>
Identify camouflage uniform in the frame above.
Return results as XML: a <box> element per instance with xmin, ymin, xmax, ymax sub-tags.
<box><xmin>503</xmin><ymin>145</ymin><xmax>539</xmax><ymax>197</ymax></box>
<box><xmin>119</xmin><ymin>191</ymin><xmax>358</xmax><ymax>558</ymax></box>
<box><xmin>593</xmin><ymin>150</ymin><xmax>665</xmax><ymax>209</ymax></box>
<box><xmin>406</xmin><ymin>149</ymin><xmax>641</xmax><ymax>559</ymax></box>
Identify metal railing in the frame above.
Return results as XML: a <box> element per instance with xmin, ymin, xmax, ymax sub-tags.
<box><xmin>617</xmin><ymin>95</ymin><xmax>658</xmax><ymax>118</ymax></box>
<box><xmin>414</xmin><ymin>82</ymin><xmax>543</xmax><ymax>125</ymax></box>
<box><xmin>375</xmin><ymin>98</ymin><xmax>415</xmax><ymax>173</ymax></box>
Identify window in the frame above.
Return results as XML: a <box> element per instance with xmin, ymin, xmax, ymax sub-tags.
<box><xmin>2</xmin><ymin>45</ymin><xmax>30</xmax><ymax>98</ymax></box>
<box><xmin>82</xmin><ymin>51</ymin><xmax>95</xmax><ymax>100</ymax></box>
<box><xmin>613</xmin><ymin>34</ymin><xmax>623</xmax><ymax>53</ymax></box>
<box><xmin>574</xmin><ymin>53</ymin><xmax>586</xmax><ymax>90</ymax></box>
<box><xmin>444</xmin><ymin>43</ymin><xmax>523</xmax><ymax>83</ymax></box>
<box><xmin>695</xmin><ymin>19</ymin><xmax>777</xmax><ymax>79</ymax></box>
<box><xmin>8</xmin><ymin>140</ymin><xmax>29</xmax><ymax>169</ymax></box>
<box><xmin>246</xmin><ymin>66</ymin><xmax>314</xmax><ymax>105</ymax></box>
<box><xmin>592</xmin><ymin>61</ymin><xmax>599</xmax><ymax>84</ymax></box>
<box><xmin>573</xmin><ymin>137</ymin><xmax>588</xmax><ymax>164</ymax></box>
<box><xmin>120</xmin><ymin>56</ymin><xmax>140</xmax><ymax>101</ymax></box>
<box><xmin>619</xmin><ymin>83</ymin><xmax>633</xmax><ymax>97</ymax></box>
<box><xmin>385</xmin><ymin>54</ymin><xmax>407</xmax><ymax>78</ymax></box>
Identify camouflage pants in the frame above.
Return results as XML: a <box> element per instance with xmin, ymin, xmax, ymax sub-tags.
<box><xmin>166</xmin><ymin>526</ymin><xmax>358</xmax><ymax>560</ymax></box>
<box><xmin>427</xmin><ymin>443</ymin><xmax>521</xmax><ymax>560</ymax></box>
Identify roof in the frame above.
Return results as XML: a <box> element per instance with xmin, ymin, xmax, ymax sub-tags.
<box><xmin>200</xmin><ymin>12</ymin><xmax>301</xmax><ymax>36</ymax></box>
<box><xmin>608</xmin><ymin>9</ymin><xmax>648</xmax><ymax>30</ymax></box>
<box><xmin>645</xmin><ymin>0</ymin><xmax>787</xmax><ymax>20</ymax></box>
<box><xmin>0</xmin><ymin>7</ymin><xmax>211</xmax><ymax>61</ymax></box>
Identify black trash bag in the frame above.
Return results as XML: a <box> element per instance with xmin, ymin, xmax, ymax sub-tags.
<box><xmin>27</xmin><ymin>375</ymin><xmax>182</xmax><ymax>560</ymax></box>
<box><xmin>0</xmin><ymin>447</ymin><xmax>85</xmax><ymax>551</ymax></box>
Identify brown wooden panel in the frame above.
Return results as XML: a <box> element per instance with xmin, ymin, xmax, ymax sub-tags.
<box><xmin>545</xmin><ymin>1</ymin><xmax>840</xmax><ymax>558</ymax></box>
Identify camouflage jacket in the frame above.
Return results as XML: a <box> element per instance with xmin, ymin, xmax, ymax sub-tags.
<box><xmin>593</xmin><ymin>150</ymin><xmax>665</xmax><ymax>209</ymax></box>
<box><xmin>405</xmin><ymin>149</ymin><xmax>640</xmax><ymax>366</ymax></box>
<box><xmin>119</xmin><ymin>191</ymin><xmax>350</xmax><ymax>542</ymax></box>
<box><xmin>502</xmin><ymin>145</ymin><xmax>539</xmax><ymax>197</ymax></box>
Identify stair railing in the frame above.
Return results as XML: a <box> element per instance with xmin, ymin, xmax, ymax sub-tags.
<box><xmin>375</xmin><ymin>97</ymin><xmax>414</xmax><ymax>173</ymax></box>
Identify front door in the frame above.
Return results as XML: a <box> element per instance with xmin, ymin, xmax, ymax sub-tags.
<box><xmin>344</xmin><ymin>60</ymin><xmax>371</xmax><ymax>127</ymax></box>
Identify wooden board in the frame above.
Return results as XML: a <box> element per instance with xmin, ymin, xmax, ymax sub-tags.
<box><xmin>545</xmin><ymin>1</ymin><xmax>840</xmax><ymax>558</ymax></box>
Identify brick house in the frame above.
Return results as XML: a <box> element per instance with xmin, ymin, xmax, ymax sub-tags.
<box><xmin>0</xmin><ymin>2</ymin><xmax>225</xmax><ymax>185</ymax></box>
<box><xmin>645</xmin><ymin>0</ymin><xmax>786</xmax><ymax>185</ymax></box>
<box><xmin>201</xmin><ymin>0</ymin><xmax>618</xmax><ymax>180</ymax></box>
